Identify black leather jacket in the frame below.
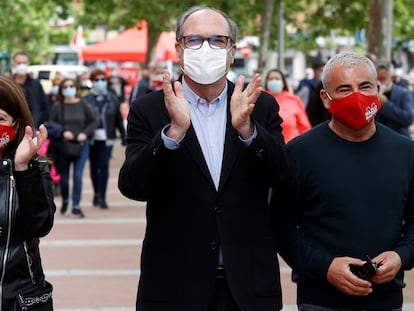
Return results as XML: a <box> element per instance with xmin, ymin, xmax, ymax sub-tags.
<box><xmin>0</xmin><ymin>157</ymin><xmax>55</xmax><ymax>311</ymax></box>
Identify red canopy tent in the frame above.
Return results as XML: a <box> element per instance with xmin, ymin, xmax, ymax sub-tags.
<box><xmin>155</xmin><ymin>31</ymin><xmax>179</xmax><ymax>63</ymax></box>
<box><xmin>81</xmin><ymin>20</ymin><xmax>148</xmax><ymax>62</ymax></box>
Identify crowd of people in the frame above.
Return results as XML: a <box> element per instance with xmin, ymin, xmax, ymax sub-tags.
<box><xmin>1</xmin><ymin>4</ymin><xmax>414</xmax><ymax>311</ymax></box>
<box><xmin>9</xmin><ymin>51</ymin><xmax>127</xmax><ymax>219</ymax></box>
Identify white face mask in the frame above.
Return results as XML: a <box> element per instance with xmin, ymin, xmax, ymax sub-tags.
<box><xmin>62</xmin><ymin>86</ymin><xmax>77</xmax><ymax>98</ymax></box>
<box><xmin>182</xmin><ymin>42</ymin><xmax>230</xmax><ymax>84</ymax></box>
<box><xmin>267</xmin><ymin>80</ymin><xmax>283</xmax><ymax>92</ymax></box>
<box><xmin>51</xmin><ymin>85</ymin><xmax>60</xmax><ymax>95</ymax></box>
<box><xmin>13</xmin><ymin>63</ymin><xmax>28</xmax><ymax>75</ymax></box>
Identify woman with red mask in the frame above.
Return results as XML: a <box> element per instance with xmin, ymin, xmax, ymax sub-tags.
<box><xmin>0</xmin><ymin>76</ymin><xmax>55</xmax><ymax>310</ymax></box>
<box><xmin>265</xmin><ymin>68</ymin><xmax>311</xmax><ymax>143</ymax></box>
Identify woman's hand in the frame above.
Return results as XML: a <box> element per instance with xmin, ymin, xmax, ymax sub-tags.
<box><xmin>14</xmin><ymin>124</ymin><xmax>48</xmax><ymax>171</ymax></box>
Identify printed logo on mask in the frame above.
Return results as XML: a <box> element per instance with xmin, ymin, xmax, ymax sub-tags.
<box><xmin>0</xmin><ymin>132</ymin><xmax>11</xmax><ymax>149</ymax></box>
<box><xmin>0</xmin><ymin>124</ymin><xmax>17</xmax><ymax>150</ymax></box>
<box><xmin>365</xmin><ymin>103</ymin><xmax>379</xmax><ymax>121</ymax></box>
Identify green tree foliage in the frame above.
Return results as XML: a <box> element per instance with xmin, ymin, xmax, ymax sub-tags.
<box><xmin>0</xmin><ymin>0</ymin><xmax>76</xmax><ymax>65</ymax></box>
<box><xmin>2</xmin><ymin>1</ymin><xmax>414</xmax><ymax>67</ymax></box>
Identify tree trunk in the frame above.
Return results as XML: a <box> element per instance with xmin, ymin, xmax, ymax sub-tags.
<box><xmin>258</xmin><ymin>0</ymin><xmax>274</xmax><ymax>75</ymax></box>
<box><xmin>368</xmin><ymin>0</ymin><xmax>393</xmax><ymax>61</ymax></box>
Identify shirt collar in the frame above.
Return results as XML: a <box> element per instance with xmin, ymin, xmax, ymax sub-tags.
<box><xmin>181</xmin><ymin>77</ymin><xmax>228</xmax><ymax>108</ymax></box>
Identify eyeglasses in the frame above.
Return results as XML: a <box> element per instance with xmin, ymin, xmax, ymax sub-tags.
<box><xmin>181</xmin><ymin>35</ymin><xmax>232</xmax><ymax>50</ymax></box>
<box><xmin>95</xmin><ymin>78</ymin><xmax>106</xmax><ymax>82</ymax></box>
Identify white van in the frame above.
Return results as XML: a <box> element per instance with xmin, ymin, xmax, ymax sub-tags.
<box><xmin>28</xmin><ymin>65</ymin><xmax>89</xmax><ymax>93</ymax></box>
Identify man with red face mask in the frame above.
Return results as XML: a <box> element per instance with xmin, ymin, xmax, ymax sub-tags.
<box><xmin>272</xmin><ymin>52</ymin><xmax>414</xmax><ymax>311</ymax></box>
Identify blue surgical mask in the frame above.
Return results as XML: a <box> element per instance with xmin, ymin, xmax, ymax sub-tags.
<box><xmin>51</xmin><ymin>85</ymin><xmax>60</xmax><ymax>95</ymax></box>
<box><xmin>94</xmin><ymin>80</ymin><xmax>107</xmax><ymax>91</ymax></box>
<box><xmin>267</xmin><ymin>79</ymin><xmax>283</xmax><ymax>92</ymax></box>
<box><xmin>62</xmin><ymin>86</ymin><xmax>77</xmax><ymax>98</ymax></box>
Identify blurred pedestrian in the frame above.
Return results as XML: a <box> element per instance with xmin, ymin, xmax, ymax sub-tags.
<box><xmin>296</xmin><ymin>60</ymin><xmax>324</xmax><ymax>109</ymax></box>
<box><xmin>49</xmin><ymin>78</ymin><xmax>97</xmax><ymax>217</ymax></box>
<box><xmin>0</xmin><ymin>76</ymin><xmax>55</xmax><ymax>310</ymax></box>
<box><xmin>11</xmin><ymin>51</ymin><xmax>50</xmax><ymax>127</ymax></box>
<box><xmin>129</xmin><ymin>62</ymin><xmax>153</xmax><ymax>104</ymax></box>
<box><xmin>118</xmin><ymin>5</ymin><xmax>293</xmax><ymax>311</ymax></box>
<box><xmin>273</xmin><ymin>52</ymin><xmax>414</xmax><ymax>311</ymax></box>
<box><xmin>265</xmin><ymin>68</ymin><xmax>311</xmax><ymax>142</ymax></box>
<box><xmin>48</xmin><ymin>73</ymin><xmax>64</xmax><ymax>107</ymax></box>
<box><xmin>82</xmin><ymin>69</ymin><xmax>126</xmax><ymax>209</ymax></box>
<box><xmin>376</xmin><ymin>60</ymin><xmax>413</xmax><ymax>138</ymax></box>
<box><xmin>76</xmin><ymin>72</ymin><xmax>91</xmax><ymax>98</ymax></box>
<box><xmin>108</xmin><ymin>74</ymin><xmax>128</xmax><ymax>103</ymax></box>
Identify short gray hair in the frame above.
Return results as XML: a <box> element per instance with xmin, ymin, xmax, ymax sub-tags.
<box><xmin>321</xmin><ymin>52</ymin><xmax>377</xmax><ymax>90</ymax></box>
<box><xmin>175</xmin><ymin>6</ymin><xmax>237</xmax><ymax>43</ymax></box>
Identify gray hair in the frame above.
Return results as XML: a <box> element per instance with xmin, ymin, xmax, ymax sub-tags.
<box><xmin>175</xmin><ymin>6</ymin><xmax>237</xmax><ymax>43</ymax></box>
<box><xmin>321</xmin><ymin>52</ymin><xmax>377</xmax><ymax>90</ymax></box>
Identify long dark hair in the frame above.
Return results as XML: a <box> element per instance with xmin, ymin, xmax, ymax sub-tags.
<box><xmin>0</xmin><ymin>76</ymin><xmax>35</xmax><ymax>153</ymax></box>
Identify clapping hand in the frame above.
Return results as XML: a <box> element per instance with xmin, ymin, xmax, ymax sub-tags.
<box><xmin>14</xmin><ymin>124</ymin><xmax>48</xmax><ymax>171</ymax></box>
<box><xmin>230</xmin><ymin>73</ymin><xmax>262</xmax><ymax>139</ymax></box>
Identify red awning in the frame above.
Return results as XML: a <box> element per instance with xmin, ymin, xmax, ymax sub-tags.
<box><xmin>155</xmin><ymin>31</ymin><xmax>179</xmax><ymax>63</ymax></box>
<box><xmin>81</xmin><ymin>20</ymin><xmax>147</xmax><ymax>62</ymax></box>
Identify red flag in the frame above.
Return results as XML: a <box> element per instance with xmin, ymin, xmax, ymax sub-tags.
<box><xmin>71</xmin><ymin>25</ymin><xmax>86</xmax><ymax>50</ymax></box>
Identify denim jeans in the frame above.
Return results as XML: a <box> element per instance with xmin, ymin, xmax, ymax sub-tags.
<box><xmin>89</xmin><ymin>140</ymin><xmax>113</xmax><ymax>201</ymax></box>
<box><xmin>299</xmin><ymin>303</ymin><xmax>402</xmax><ymax>311</ymax></box>
<box><xmin>60</xmin><ymin>142</ymin><xmax>89</xmax><ymax>206</ymax></box>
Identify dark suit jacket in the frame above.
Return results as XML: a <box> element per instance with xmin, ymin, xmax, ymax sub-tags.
<box><xmin>118</xmin><ymin>80</ymin><xmax>292</xmax><ymax>311</ymax></box>
<box><xmin>376</xmin><ymin>83</ymin><xmax>414</xmax><ymax>138</ymax></box>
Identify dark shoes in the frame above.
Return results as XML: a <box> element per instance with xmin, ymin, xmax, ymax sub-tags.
<box><xmin>93</xmin><ymin>194</ymin><xmax>109</xmax><ymax>209</ymax></box>
<box><xmin>93</xmin><ymin>194</ymin><xmax>100</xmax><ymax>207</ymax></box>
<box><xmin>72</xmin><ymin>206</ymin><xmax>85</xmax><ymax>218</ymax></box>
<box><xmin>61</xmin><ymin>201</ymin><xmax>69</xmax><ymax>215</ymax></box>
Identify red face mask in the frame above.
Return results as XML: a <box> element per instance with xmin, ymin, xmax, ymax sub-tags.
<box><xmin>0</xmin><ymin>124</ymin><xmax>16</xmax><ymax>150</ymax></box>
<box><xmin>327</xmin><ymin>92</ymin><xmax>381</xmax><ymax>130</ymax></box>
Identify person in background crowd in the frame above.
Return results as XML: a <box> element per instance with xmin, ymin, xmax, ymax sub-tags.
<box><xmin>108</xmin><ymin>74</ymin><xmax>128</xmax><ymax>103</ymax></box>
<box><xmin>49</xmin><ymin>78</ymin><xmax>97</xmax><ymax>218</ymax></box>
<box><xmin>273</xmin><ymin>52</ymin><xmax>414</xmax><ymax>311</ymax></box>
<box><xmin>132</xmin><ymin>61</ymin><xmax>168</xmax><ymax>97</ymax></box>
<box><xmin>43</xmin><ymin>73</ymin><xmax>64</xmax><ymax>194</ymax></box>
<box><xmin>82</xmin><ymin>69</ymin><xmax>126</xmax><ymax>210</ymax></box>
<box><xmin>129</xmin><ymin>62</ymin><xmax>154</xmax><ymax>104</ymax></box>
<box><xmin>375</xmin><ymin>60</ymin><xmax>413</xmax><ymax>138</ymax></box>
<box><xmin>48</xmin><ymin>73</ymin><xmax>64</xmax><ymax>107</ymax></box>
<box><xmin>296</xmin><ymin>60</ymin><xmax>325</xmax><ymax>110</ymax></box>
<box><xmin>11</xmin><ymin>51</ymin><xmax>50</xmax><ymax>127</ymax></box>
<box><xmin>391</xmin><ymin>66</ymin><xmax>409</xmax><ymax>89</ymax></box>
<box><xmin>0</xmin><ymin>76</ymin><xmax>55</xmax><ymax>311</ymax></box>
<box><xmin>118</xmin><ymin>6</ymin><xmax>293</xmax><ymax>311</ymax></box>
<box><xmin>76</xmin><ymin>72</ymin><xmax>91</xmax><ymax>98</ymax></box>
<box><xmin>265</xmin><ymin>68</ymin><xmax>311</xmax><ymax>143</ymax></box>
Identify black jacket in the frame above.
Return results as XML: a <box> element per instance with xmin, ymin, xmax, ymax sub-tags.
<box><xmin>118</xmin><ymin>80</ymin><xmax>293</xmax><ymax>311</ymax></box>
<box><xmin>0</xmin><ymin>157</ymin><xmax>55</xmax><ymax>310</ymax></box>
<box><xmin>82</xmin><ymin>91</ymin><xmax>126</xmax><ymax>144</ymax></box>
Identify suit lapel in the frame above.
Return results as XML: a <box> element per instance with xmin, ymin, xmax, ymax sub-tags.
<box><xmin>182</xmin><ymin>124</ymin><xmax>216</xmax><ymax>189</ymax></box>
<box><xmin>217</xmin><ymin>86</ymin><xmax>241</xmax><ymax>193</ymax></box>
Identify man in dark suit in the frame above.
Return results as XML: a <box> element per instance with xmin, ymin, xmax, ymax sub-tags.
<box><xmin>118</xmin><ymin>5</ymin><xmax>293</xmax><ymax>311</ymax></box>
<box><xmin>376</xmin><ymin>60</ymin><xmax>413</xmax><ymax>138</ymax></box>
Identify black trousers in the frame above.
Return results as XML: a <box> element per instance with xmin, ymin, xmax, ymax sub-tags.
<box><xmin>207</xmin><ymin>269</ymin><xmax>241</xmax><ymax>311</ymax></box>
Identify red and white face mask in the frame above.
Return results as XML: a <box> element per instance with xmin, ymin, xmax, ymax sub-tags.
<box><xmin>0</xmin><ymin>124</ymin><xmax>16</xmax><ymax>150</ymax></box>
<box><xmin>327</xmin><ymin>92</ymin><xmax>381</xmax><ymax>130</ymax></box>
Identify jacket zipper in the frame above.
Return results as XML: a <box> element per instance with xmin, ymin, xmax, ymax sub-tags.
<box><xmin>23</xmin><ymin>242</ymin><xmax>35</xmax><ymax>284</ymax></box>
<box><xmin>0</xmin><ymin>161</ymin><xmax>14</xmax><ymax>311</ymax></box>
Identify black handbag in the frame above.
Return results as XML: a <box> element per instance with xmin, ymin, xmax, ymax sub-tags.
<box><xmin>16</xmin><ymin>281</ymin><xmax>53</xmax><ymax>311</ymax></box>
<box><xmin>60</xmin><ymin>138</ymin><xmax>83</xmax><ymax>159</ymax></box>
